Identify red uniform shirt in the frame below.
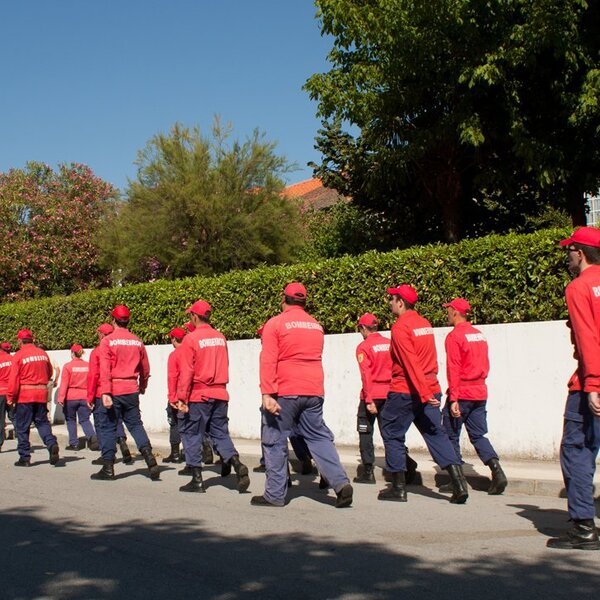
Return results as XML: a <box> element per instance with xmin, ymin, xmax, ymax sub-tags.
<box><xmin>98</xmin><ymin>328</ymin><xmax>150</xmax><ymax>396</ymax></box>
<box><xmin>8</xmin><ymin>343</ymin><xmax>53</xmax><ymax>403</ymax></box>
<box><xmin>87</xmin><ymin>346</ymin><xmax>101</xmax><ymax>403</ymax></box>
<box><xmin>389</xmin><ymin>310</ymin><xmax>441</xmax><ymax>403</ymax></box>
<box><xmin>57</xmin><ymin>357</ymin><xmax>89</xmax><ymax>402</ymax></box>
<box><xmin>260</xmin><ymin>305</ymin><xmax>325</xmax><ymax>397</ymax></box>
<box><xmin>177</xmin><ymin>323</ymin><xmax>229</xmax><ymax>402</ymax></box>
<box><xmin>356</xmin><ymin>332</ymin><xmax>391</xmax><ymax>402</ymax></box>
<box><xmin>0</xmin><ymin>350</ymin><xmax>13</xmax><ymax>395</ymax></box>
<box><xmin>445</xmin><ymin>321</ymin><xmax>489</xmax><ymax>402</ymax></box>
<box><xmin>167</xmin><ymin>345</ymin><xmax>184</xmax><ymax>404</ymax></box>
<box><xmin>565</xmin><ymin>264</ymin><xmax>600</xmax><ymax>393</ymax></box>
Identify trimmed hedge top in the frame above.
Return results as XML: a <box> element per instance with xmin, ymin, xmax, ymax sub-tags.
<box><xmin>0</xmin><ymin>227</ymin><xmax>571</xmax><ymax>349</ymax></box>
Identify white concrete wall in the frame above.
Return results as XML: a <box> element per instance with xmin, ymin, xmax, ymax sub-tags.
<box><xmin>48</xmin><ymin>320</ymin><xmax>575</xmax><ymax>459</ymax></box>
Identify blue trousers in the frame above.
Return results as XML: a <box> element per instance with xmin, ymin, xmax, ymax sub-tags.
<box><xmin>96</xmin><ymin>394</ymin><xmax>151</xmax><ymax>461</ymax></box>
<box><xmin>178</xmin><ymin>400</ymin><xmax>237</xmax><ymax>467</ymax></box>
<box><xmin>166</xmin><ymin>404</ymin><xmax>182</xmax><ymax>445</ymax></box>
<box><xmin>64</xmin><ymin>400</ymin><xmax>96</xmax><ymax>446</ymax></box>
<box><xmin>381</xmin><ymin>392</ymin><xmax>459</xmax><ymax>472</ymax></box>
<box><xmin>258</xmin><ymin>407</ymin><xmax>311</xmax><ymax>466</ymax></box>
<box><xmin>442</xmin><ymin>400</ymin><xmax>498</xmax><ymax>465</ymax></box>
<box><xmin>560</xmin><ymin>391</ymin><xmax>600</xmax><ymax>521</ymax></box>
<box><xmin>93</xmin><ymin>397</ymin><xmax>126</xmax><ymax>449</ymax></box>
<box><xmin>15</xmin><ymin>402</ymin><xmax>58</xmax><ymax>461</ymax></box>
<box><xmin>262</xmin><ymin>395</ymin><xmax>349</xmax><ymax>505</ymax></box>
<box><xmin>0</xmin><ymin>394</ymin><xmax>6</xmax><ymax>448</ymax></box>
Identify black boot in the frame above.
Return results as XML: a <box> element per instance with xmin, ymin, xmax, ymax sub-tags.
<box><xmin>118</xmin><ymin>437</ymin><xmax>133</xmax><ymax>464</ymax></box>
<box><xmin>203</xmin><ymin>439</ymin><xmax>214</xmax><ymax>464</ymax></box>
<box><xmin>547</xmin><ymin>520</ymin><xmax>600</xmax><ymax>550</ymax></box>
<box><xmin>179</xmin><ymin>467</ymin><xmax>206</xmax><ymax>493</ymax></box>
<box><xmin>162</xmin><ymin>443</ymin><xmax>182</xmax><ymax>463</ymax></box>
<box><xmin>179</xmin><ymin>465</ymin><xmax>192</xmax><ymax>476</ymax></box>
<box><xmin>87</xmin><ymin>436</ymin><xmax>100</xmax><ymax>451</ymax></box>
<box><xmin>76</xmin><ymin>438</ymin><xmax>86</xmax><ymax>450</ymax></box>
<box><xmin>91</xmin><ymin>457</ymin><xmax>104</xmax><ymax>465</ymax></box>
<box><xmin>446</xmin><ymin>464</ymin><xmax>469</xmax><ymax>504</ymax></box>
<box><xmin>353</xmin><ymin>464</ymin><xmax>376</xmax><ymax>484</ymax></box>
<box><xmin>378</xmin><ymin>472</ymin><xmax>407</xmax><ymax>502</ymax></box>
<box><xmin>406</xmin><ymin>453</ymin><xmax>421</xmax><ymax>485</ymax></box>
<box><xmin>221</xmin><ymin>459</ymin><xmax>232</xmax><ymax>477</ymax></box>
<box><xmin>300</xmin><ymin>457</ymin><xmax>313</xmax><ymax>475</ymax></box>
<box><xmin>486</xmin><ymin>458</ymin><xmax>508</xmax><ymax>495</ymax></box>
<box><xmin>335</xmin><ymin>483</ymin><xmax>354</xmax><ymax>508</ymax></box>
<box><xmin>140</xmin><ymin>446</ymin><xmax>160</xmax><ymax>481</ymax></box>
<box><xmin>229</xmin><ymin>455</ymin><xmax>250</xmax><ymax>493</ymax></box>
<box><xmin>253</xmin><ymin>463</ymin><xmax>266</xmax><ymax>473</ymax></box>
<box><xmin>90</xmin><ymin>460</ymin><xmax>115</xmax><ymax>481</ymax></box>
<box><xmin>49</xmin><ymin>444</ymin><xmax>60</xmax><ymax>466</ymax></box>
<box><xmin>14</xmin><ymin>458</ymin><xmax>30</xmax><ymax>467</ymax></box>
<box><xmin>318</xmin><ymin>475</ymin><xmax>329</xmax><ymax>489</ymax></box>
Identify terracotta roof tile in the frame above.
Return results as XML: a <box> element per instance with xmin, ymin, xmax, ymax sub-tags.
<box><xmin>282</xmin><ymin>177</ymin><xmax>349</xmax><ymax>211</ymax></box>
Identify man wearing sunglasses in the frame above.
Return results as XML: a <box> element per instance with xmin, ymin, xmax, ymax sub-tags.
<box><xmin>548</xmin><ymin>226</ymin><xmax>600</xmax><ymax>550</ymax></box>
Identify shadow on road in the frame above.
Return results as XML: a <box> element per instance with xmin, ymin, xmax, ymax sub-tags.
<box><xmin>0</xmin><ymin>506</ymin><xmax>597</xmax><ymax>600</ymax></box>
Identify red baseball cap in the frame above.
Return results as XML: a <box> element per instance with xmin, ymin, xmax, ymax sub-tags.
<box><xmin>17</xmin><ymin>329</ymin><xmax>33</xmax><ymax>340</ymax></box>
<box><xmin>70</xmin><ymin>344</ymin><xmax>83</xmax><ymax>353</ymax></box>
<box><xmin>560</xmin><ymin>227</ymin><xmax>600</xmax><ymax>249</ymax></box>
<box><xmin>169</xmin><ymin>327</ymin><xmax>186</xmax><ymax>339</ymax></box>
<box><xmin>256</xmin><ymin>325</ymin><xmax>265</xmax><ymax>336</ymax></box>
<box><xmin>357</xmin><ymin>313</ymin><xmax>378</xmax><ymax>327</ymax></box>
<box><xmin>111</xmin><ymin>304</ymin><xmax>131</xmax><ymax>320</ymax></box>
<box><xmin>1</xmin><ymin>342</ymin><xmax>12</xmax><ymax>352</ymax></box>
<box><xmin>186</xmin><ymin>300</ymin><xmax>212</xmax><ymax>316</ymax></box>
<box><xmin>183</xmin><ymin>321</ymin><xmax>196</xmax><ymax>332</ymax></box>
<box><xmin>443</xmin><ymin>298</ymin><xmax>471</xmax><ymax>315</ymax></box>
<box><xmin>283</xmin><ymin>282</ymin><xmax>307</xmax><ymax>299</ymax></box>
<box><xmin>97</xmin><ymin>323</ymin><xmax>114</xmax><ymax>335</ymax></box>
<box><xmin>387</xmin><ymin>284</ymin><xmax>418</xmax><ymax>305</ymax></box>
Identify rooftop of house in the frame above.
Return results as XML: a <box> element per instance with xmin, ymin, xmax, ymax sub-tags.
<box><xmin>282</xmin><ymin>177</ymin><xmax>347</xmax><ymax>211</ymax></box>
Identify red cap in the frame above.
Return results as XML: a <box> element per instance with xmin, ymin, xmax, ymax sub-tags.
<box><xmin>443</xmin><ymin>298</ymin><xmax>471</xmax><ymax>315</ymax></box>
<box><xmin>387</xmin><ymin>284</ymin><xmax>418</xmax><ymax>305</ymax></box>
<box><xmin>17</xmin><ymin>329</ymin><xmax>33</xmax><ymax>340</ymax></box>
<box><xmin>183</xmin><ymin>321</ymin><xmax>196</xmax><ymax>333</ymax></box>
<box><xmin>186</xmin><ymin>300</ymin><xmax>212</xmax><ymax>317</ymax></box>
<box><xmin>169</xmin><ymin>327</ymin><xmax>186</xmax><ymax>339</ymax></box>
<box><xmin>560</xmin><ymin>227</ymin><xmax>600</xmax><ymax>249</ymax></box>
<box><xmin>111</xmin><ymin>304</ymin><xmax>131</xmax><ymax>320</ymax></box>
<box><xmin>1</xmin><ymin>342</ymin><xmax>12</xmax><ymax>352</ymax></box>
<box><xmin>256</xmin><ymin>324</ymin><xmax>265</xmax><ymax>336</ymax></box>
<box><xmin>70</xmin><ymin>344</ymin><xmax>83</xmax><ymax>353</ymax></box>
<box><xmin>283</xmin><ymin>282</ymin><xmax>307</xmax><ymax>299</ymax></box>
<box><xmin>357</xmin><ymin>313</ymin><xmax>378</xmax><ymax>327</ymax></box>
<box><xmin>96</xmin><ymin>323</ymin><xmax>114</xmax><ymax>335</ymax></box>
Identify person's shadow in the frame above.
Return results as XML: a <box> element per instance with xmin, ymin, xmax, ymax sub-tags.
<box><xmin>509</xmin><ymin>503</ymin><xmax>573</xmax><ymax>537</ymax></box>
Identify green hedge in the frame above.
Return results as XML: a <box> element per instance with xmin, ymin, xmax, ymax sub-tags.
<box><xmin>0</xmin><ymin>228</ymin><xmax>572</xmax><ymax>349</ymax></box>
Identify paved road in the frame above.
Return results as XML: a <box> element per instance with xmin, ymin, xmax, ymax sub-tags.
<box><xmin>0</xmin><ymin>439</ymin><xmax>598</xmax><ymax>600</ymax></box>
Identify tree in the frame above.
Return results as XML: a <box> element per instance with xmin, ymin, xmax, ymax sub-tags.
<box><xmin>0</xmin><ymin>162</ymin><xmax>115</xmax><ymax>300</ymax></box>
<box><xmin>305</xmin><ymin>0</ymin><xmax>600</xmax><ymax>243</ymax></box>
<box><xmin>100</xmin><ymin>121</ymin><xmax>302</xmax><ymax>282</ymax></box>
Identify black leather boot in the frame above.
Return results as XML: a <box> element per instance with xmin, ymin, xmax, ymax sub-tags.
<box><xmin>353</xmin><ymin>464</ymin><xmax>376</xmax><ymax>484</ymax></box>
<box><xmin>162</xmin><ymin>443</ymin><xmax>181</xmax><ymax>463</ymax></box>
<box><xmin>335</xmin><ymin>483</ymin><xmax>354</xmax><ymax>508</ymax></box>
<box><xmin>179</xmin><ymin>465</ymin><xmax>192</xmax><ymax>476</ymax></box>
<box><xmin>446</xmin><ymin>464</ymin><xmax>469</xmax><ymax>504</ymax></box>
<box><xmin>229</xmin><ymin>455</ymin><xmax>250</xmax><ymax>493</ymax></box>
<box><xmin>14</xmin><ymin>458</ymin><xmax>31</xmax><ymax>467</ymax></box>
<box><xmin>179</xmin><ymin>467</ymin><xmax>206</xmax><ymax>493</ymax></box>
<box><xmin>90</xmin><ymin>460</ymin><xmax>115</xmax><ymax>481</ymax></box>
<box><xmin>87</xmin><ymin>436</ymin><xmax>99</xmax><ymax>451</ymax></box>
<box><xmin>318</xmin><ymin>475</ymin><xmax>329</xmax><ymax>489</ymax></box>
<box><xmin>300</xmin><ymin>457</ymin><xmax>313</xmax><ymax>475</ymax></box>
<box><xmin>49</xmin><ymin>444</ymin><xmax>60</xmax><ymax>466</ymax></box>
<box><xmin>406</xmin><ymin>453</ymin><xmax>421</xmax><ymax>485</ymax></box>
<box><xmin>547</xmin><ymin>520</ymin><xmax>600</xmax><ymax>550</ymax></box>
<box><xmin>140</xmin><ymin>446</ymin><xmax>160</xmax><ymax>481</ymax></box>
<box><xmin>253</xmin><ymin>463</ymin><xmax>266</xmax><ymax>473</ymax></box>
<box><xmin>118</xmin><ymin>437</ymin><xmax>133</xmax><ymax>464</ymax></box>
<box><xmin>486</xmin><ymin>458</ymin><xmax>508</xmax><ymax>495</ymax></box>
<box><xmin>378</xmin><ymin>472</ymin><xmax>407</xmax><ymax>502</ymax></box>
<box><xmin>203</xmin><ymin>439</ymin><xmax>214</xmax><ymax>464</ymax></box>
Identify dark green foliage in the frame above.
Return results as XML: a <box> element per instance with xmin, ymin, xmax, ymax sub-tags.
<box><xmin>0</xmin><ymin>228</ymin><xmax>572</xmax><ymax>349</ymax></box>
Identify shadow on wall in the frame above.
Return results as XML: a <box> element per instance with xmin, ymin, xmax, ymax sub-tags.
<box><xmin>0</xmin><ymin>506</ymin><xmax>597</xmax><ymax>600</ymax></box>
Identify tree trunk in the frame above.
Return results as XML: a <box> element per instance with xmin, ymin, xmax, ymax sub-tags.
<box><xmin>566</xmin><ymin>179</ymin><xmax>587</xmax><ymax>226</ymax></box>
<box><xmin>435</xmin><ymin>164</ymin><xmax>462</xmax><ymax>243</ymax></box>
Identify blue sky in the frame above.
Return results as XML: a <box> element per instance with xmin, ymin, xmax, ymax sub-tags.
<box><xmin>0</xmin><ymin>1</ymin><xmax>332</xmax><ymax>192</ymax></box>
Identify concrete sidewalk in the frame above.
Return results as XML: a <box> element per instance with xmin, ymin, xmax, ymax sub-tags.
<box><xmin>35</xmin><ymin>423</ymin><xmax>598</xmax><ymax>499</ymax></box>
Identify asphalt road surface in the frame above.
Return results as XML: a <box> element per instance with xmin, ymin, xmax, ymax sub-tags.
<box><xmin>0</xmin><ymin>442</ymin><xmax>597</xmax><ymax>600</ymax></box>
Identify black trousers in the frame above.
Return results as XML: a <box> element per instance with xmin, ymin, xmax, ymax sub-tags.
<box><xmin>357</xmin><ymin>399</ymin><xmax>386</xmax><ymax>465</ymax></box>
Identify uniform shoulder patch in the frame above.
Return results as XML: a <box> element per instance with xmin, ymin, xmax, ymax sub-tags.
<box><xmin>357</xmin><ymin>352</ymin><xmax>365</xmax><ymax>363</ymax></box>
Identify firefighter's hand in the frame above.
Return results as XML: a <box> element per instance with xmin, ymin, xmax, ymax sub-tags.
<box><xmin>262</xmin><ymin>394</ymin><xmax>281</xmax><ymax>416</ymax></box>
<box><xmin>588</xmin><ymin>392</ymin><xmax>600</xmax><ymax>418</ymax></box>
<box><xmin>366</xmin><ymin>402</ymin><xmax>378</xmax><ymax>415</ymax></box>
<box><xmin>427</xmin><ymin>397</ymin><xmax>441</xmax><ymax>407</ymax></box>
<box><xmin>450</xmin><ymin>402</ymin><xmax>461</xmax><ymax>418</ymax></box>
<box><xmin>102</xmin><ymin>394</ymin><xmax>113</xmax><ymax>408</ymax></box>
<box><xmin>176</xmin><ymin>400</ymin><xmax>189</xmax><ymax>414</ymax></box>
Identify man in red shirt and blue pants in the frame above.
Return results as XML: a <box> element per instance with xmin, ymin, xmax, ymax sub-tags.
<box><xmin>92</xmin><ymin>305</ymin><xmax>158</xmax><ymax>481</ymax></box>
<box><xmin>548</xmin><ymin>227</ymin><xmax>600</xmax><ymax>550</ymax></box>
<box><xmin>252</xmin><ymin>282</ymin><xmax>352</xmax><ymax>508</ymax></box>
<box><xmin>441</xmin><ymin>298</ymin><xmax>507</xmax><ymax>495</ymax></box>
<box><xmin>379</xmin><ymin>285</ymin><xmax>467</xmax><ymax>504</ymax></box>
